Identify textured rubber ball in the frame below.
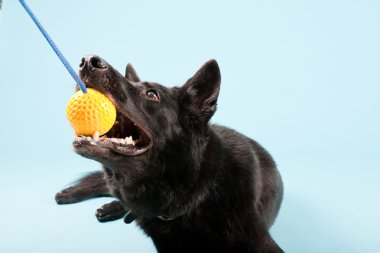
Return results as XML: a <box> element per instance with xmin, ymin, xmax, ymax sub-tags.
<box><xmin>66</xmin><ymin>88</ymin><xmax>116</xmax><ymax>136</ymax></box>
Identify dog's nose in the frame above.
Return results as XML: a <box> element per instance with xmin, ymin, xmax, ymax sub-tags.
<box><xmin>80</xmin><ymin>55</ymin><xmax>107</xmax><ymax>70</ymax></box>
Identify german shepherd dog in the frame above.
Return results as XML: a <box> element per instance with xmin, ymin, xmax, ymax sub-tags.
<box><xmin>55</xmin><ymin>55</ymin><xmax>284</xmax><ymax>253</ymax></box>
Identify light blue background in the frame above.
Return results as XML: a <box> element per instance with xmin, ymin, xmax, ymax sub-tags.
<box><xmin>1</xmin><ymin>0</ymin><xmax>379</xmax><ymax>252</ymax></box>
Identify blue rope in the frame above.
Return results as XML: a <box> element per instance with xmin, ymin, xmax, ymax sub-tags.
<box><xmin>19</xmin><ymin>0</ymin><xmax>87</xmax><ymax>93</ymax></box>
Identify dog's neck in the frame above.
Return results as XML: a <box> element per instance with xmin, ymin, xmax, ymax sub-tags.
<box><xmin>123</xmin><ymin>126</ymin><xmax>221</xmax><ymax>225</ymax></box>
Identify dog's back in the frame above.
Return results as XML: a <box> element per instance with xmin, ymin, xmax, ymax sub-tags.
<box><xmin>212</xmin><ymin>125</ymin><xmax>283</xmax><ymax>228</ymax></box>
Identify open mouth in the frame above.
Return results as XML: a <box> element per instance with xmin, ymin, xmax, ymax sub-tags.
<box><xmin>75</xmin><ymin>55</ymin><xmax>152</xmax><ymax>156</ymax></box>
<box><xmin>73</xmin><ymin>95</ymin><xmax>152</xmax><ymax>156</ymax></box>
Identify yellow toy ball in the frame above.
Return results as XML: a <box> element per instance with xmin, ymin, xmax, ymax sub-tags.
<box><xmin>66</xmin><ymin>88</ymin><xmax>116</xmax><ymax>136</ymax></box>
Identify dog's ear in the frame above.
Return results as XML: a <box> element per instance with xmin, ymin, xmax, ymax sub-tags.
<box><xmin>125</xmin><ymin>63</ymin><xmax>141</xmax><ymax>82</ymax></box>
<box><xmin>181</xmin><ymin>59</ymin><xmax>221</xmax><ymax>123</ymax></box>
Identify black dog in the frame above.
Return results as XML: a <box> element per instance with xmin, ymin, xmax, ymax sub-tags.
<box><xmin>56</xmin><ymin>55</ymin><xmax>284</xmax><ymax>253</ymax></box>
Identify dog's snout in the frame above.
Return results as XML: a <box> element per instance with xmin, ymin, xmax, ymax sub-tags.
<box><xmin>80</xmin><ymin>55</ymin><xmax>107</xmax><ymax>70</ymax></box>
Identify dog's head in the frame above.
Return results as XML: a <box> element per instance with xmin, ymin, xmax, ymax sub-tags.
<box><xmin>75</xmin><ymin>55</ymin><xmax>221</xmax><ymax>217</ymax></box>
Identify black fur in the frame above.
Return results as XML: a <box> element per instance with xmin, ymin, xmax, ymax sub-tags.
<box><xmin>56</xmin><ymin>56</ymin><xmax>284</xmax><ymax>253</ymax></box>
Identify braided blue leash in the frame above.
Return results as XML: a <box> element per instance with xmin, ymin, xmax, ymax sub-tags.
<box><xmin>19</xmin><ymin>0</ymin><xmax>87</xmax><ymax>93</ymax></box>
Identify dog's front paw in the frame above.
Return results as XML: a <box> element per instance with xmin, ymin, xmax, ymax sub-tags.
<box><xmin>96</xmin><ymin>201</ymin><xmax>127</xmax><ymax>222</ymax></box>
<box><xmin>55</xmin><ymin>187</ymin><xmax>78</xmax><ymax>204</ymax></box>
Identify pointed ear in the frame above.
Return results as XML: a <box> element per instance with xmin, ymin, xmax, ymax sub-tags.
<box><xmin>181</xmin><ymin>59</ymin><xmax>221</xmax><ymax>123</ymax></box>
<box><xmin>125</xmin><ymin>63</ymin><xmax>141</xmax><ymax>82</ymax></box>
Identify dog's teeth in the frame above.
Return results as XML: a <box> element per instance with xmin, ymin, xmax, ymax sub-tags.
<box><xmin>93</xmin><ymin>131</ymin><xmax>99</xmax><ymax>141</ymax></box>
<box><xmin>125</xmin><ymin>136</ymin><xmax>135</xmax><ymax>145</ymax></box>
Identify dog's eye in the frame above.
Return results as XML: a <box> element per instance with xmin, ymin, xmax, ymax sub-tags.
<box><xmin>146</xmin><ymin>89</ymin><xmax>159</xmax><ymax>101</ymax></box>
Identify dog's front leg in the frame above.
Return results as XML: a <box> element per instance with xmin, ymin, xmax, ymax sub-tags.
<box><xmin>95</xmin><ymin>200</ymin><xmax>127</xmax><ymax>222</ymax></box>
<box><xmin>55</xmin><ymin>171</ymin><xmax>110</xmax><ymax>204</ymax></box>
